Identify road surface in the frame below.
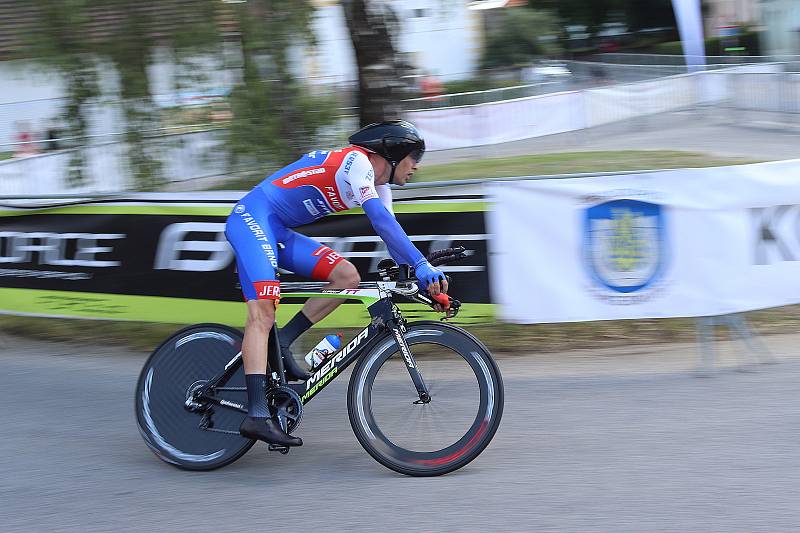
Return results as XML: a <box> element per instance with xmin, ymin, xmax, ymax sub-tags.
<box><xmin>1</xmin><ymin>331</ymin><xmax>799</xmax><ymax>532</ymax></box>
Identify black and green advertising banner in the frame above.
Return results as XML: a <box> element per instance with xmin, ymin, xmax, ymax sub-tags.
<box><xmin>0</xmin><ymin>193</ymin><xmax>492</xmax><ymax>326</ymax></box>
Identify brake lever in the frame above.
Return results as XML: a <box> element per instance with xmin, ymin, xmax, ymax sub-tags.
<box><xmin>425</xmin><ymin>292</ymin><xmax>461</xmax><ymax>320</ymax></box>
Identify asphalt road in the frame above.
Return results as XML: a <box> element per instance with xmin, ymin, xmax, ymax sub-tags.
<box><xmin>1</xmin><ymin>332</ymin><xmax>799</xmax><ymax>532</ymax></box>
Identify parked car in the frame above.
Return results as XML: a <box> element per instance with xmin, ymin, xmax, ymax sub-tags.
<box><xmin>522</xmin><ymin>60</ymin><xmax>572</xmax><ymax>84</ymax></box>
<box><xmin>564</xmin><ymin>24</ymin><xmax>591</xmax><ymax>50</ymax></box>
<box><xmin>595</xmin><ymin>22</ymin><xmax>632</xmax><ymax>52</ymax></box>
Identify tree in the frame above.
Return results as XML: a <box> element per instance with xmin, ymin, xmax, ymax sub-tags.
<box><xmin>21</xmin><ymin>1</ymin><xmax>99</xmax><ymax>187</ymax></box>
<box><xmin>481</xmin><ymin>9</ymin><xmax>563</xmax><ymax>69</ymax></box>
<box><xmin>342</xmin><ymin>0</ymin><xmax>407</xmax><ymax>126</ymax></box>
<box><xmin>20</xmin><ymin>0</ymin><xmax>222</xmax><ymax>190</ymax></box>
<box><xmin>19</xmin><ymin>1</ymin><xmax>338</xmax><ymax>189</ymax></box>
<box><xmin>225</xmin><ymin>0</ymin><xmax>338</xmax><ymax>172</ymax></box>
<box><xmin>528</xmin><ymin>0</ymin><xmax>676</xmax><ymax>32</ymax></box>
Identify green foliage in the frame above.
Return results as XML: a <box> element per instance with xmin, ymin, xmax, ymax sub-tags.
<box><xmin>481</xmin><ymin>9</ymin><xmax>563</xmax><ymax>69</ymax></box>
<box><xmin>225</xmin><ymin>0</ymin><xmax>338</xmax><ymax>172</ymax></box>
<box><xmin>652</xmin><ymin>40</ymin><xmax>685</xmax><ymax>55</ymax></box>
<box><xmin>20</xmin><ymin>1</ymin><xmax>101</xmax><ymax>186</ymax></box>
<box><xmin>18</xmin><ymin>0</ymin><xmax>337</xmax><ymax>190</ymax></box>
<box><xmin>528</xmin><ymin>0</ymin><xmax>675</xmax><ymax>32</ymax></box>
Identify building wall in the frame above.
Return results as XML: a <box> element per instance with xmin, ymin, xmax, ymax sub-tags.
<box><xmin>705</xmin><ymin>0</ymin><xmax>759</xmax><ymax>36</ymax></box>
<box><xmin>759</xmin><ymin>0</ymin><xmax>800</xmax><ymax>55</ymax></box>
<box><xmin>1</xmin><ymin>1</ymin><xmax>484</xmax><ymax>146</ymax></box>
<box><xmin>305</xmin><ymin>0</ymin><xmax>481</xmax><ymax>83</ymax></box>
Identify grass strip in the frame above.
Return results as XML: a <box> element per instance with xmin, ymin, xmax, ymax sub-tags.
<box><xmin>413</xmin><ymin>150</ymin><xmax>758</xmax><ymax>182</ymax></box>
<box><xmin>3</xmin><ymin>305</ymin><xmax>798</xmax><ymax>356</ymax></box>
<box><xmin>214</xmin><ymin>150</ymin><xmax>757</xmax><ymax>191</ymax></box>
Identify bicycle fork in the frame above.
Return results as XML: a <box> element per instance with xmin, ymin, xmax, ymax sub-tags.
<box><xmin>389</xmin><ymin>322</ymin><xmax>431</xmax><ymax>404</ymax></box>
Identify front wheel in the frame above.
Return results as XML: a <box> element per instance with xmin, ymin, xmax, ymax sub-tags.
<box><xmin>347</xmin><ymin>321</ymin><xmax>504</xmax><ymax>476</ymax></box>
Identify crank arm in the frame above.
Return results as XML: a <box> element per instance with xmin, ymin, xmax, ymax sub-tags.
<box><xmin>200</xmin><ymin>394</ymin><xmax>248</xmax><ymax>414</ymax></box>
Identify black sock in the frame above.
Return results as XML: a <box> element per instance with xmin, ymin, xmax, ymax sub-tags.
<box><xmin>245</xmin><ymin>373</ymin><xmax>269</xmax><ymax>418</ymax></box>
<box><xmin>280</xmin><ymin>311</ymin><xmax>313</xmax><ymax>347</ymax></box>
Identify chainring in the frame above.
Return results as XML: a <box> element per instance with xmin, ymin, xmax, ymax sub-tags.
<box><xmin>266</xmin><ymin>385</ymin><xmax>303</xmax><ymax>433</ymax></box>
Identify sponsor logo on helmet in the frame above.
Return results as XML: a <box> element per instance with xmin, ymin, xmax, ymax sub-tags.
<box><xmin>283</xmin><ymin>167</ymin><xmax>326</xmax><ymax>185</ymax></box>
<box><xmin>234</xmin><ymin>204</ymin><xmax>245</xmax><ymax>214</ymax></box>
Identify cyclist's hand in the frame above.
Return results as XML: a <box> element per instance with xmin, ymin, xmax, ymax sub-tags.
<box><xmin>414</xmin><ymin>260</ymin><xmax>448</xmax><ymax>296</ymax></box>
<box><xmin>430</xmin><ymin>292</ymin><xmax>451</xmax><ymax>313</ymax></box>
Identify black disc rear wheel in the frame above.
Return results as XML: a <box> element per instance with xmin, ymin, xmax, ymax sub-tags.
<box><xmin>135</xmin><ymin>324</ymin><xmax>255</xmax><ymax>470</ymax></box>
<box><xmin>347</xmin><ymin>322</ymin><xmax>504</xmax><ymax>476</ymax></box>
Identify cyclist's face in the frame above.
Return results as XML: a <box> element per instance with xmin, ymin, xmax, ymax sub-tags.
<box><xmin>393</xmin><ymin>154</ymin><xmax>419</xmax><ymax>186</ymax></box>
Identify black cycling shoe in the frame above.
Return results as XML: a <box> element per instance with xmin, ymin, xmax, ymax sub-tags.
<box><xmin>239</xmin><ymin>416</ymin><xmax>303</xmax><ymax>447</ymax></box>
<box><xmin>280</xmin><ymin>343</ymin><xmax>311</xmax><ymax>382</ymax></box>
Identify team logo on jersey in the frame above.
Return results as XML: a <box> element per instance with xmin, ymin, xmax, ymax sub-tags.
<box><xmin>583</xmin><ymin>199</ymin><xmax>667</xmax><ymax>294</ymax></box>
<box><xmin>303</xmin><ymin>199</ymin><xmax>320</xmax><ymax>217</ymax></box>
<box><xmin>282</xmin><ymin>167</ymin><xmax>326</xmax><ymax>185</ymax></box>
<box><xmin>254</xmin><ymin>280</ymin><xmax>280</xmax><ymax>300</ymax></box>
<box><xmin>359</xmin><ymin>186</ymin><xmax>377</xmax><ymax>203</ymax></box>
<box><xmin>343</xmin><ymin>153</ymin><xmax>357</xmax><ymax>174</ymax></box>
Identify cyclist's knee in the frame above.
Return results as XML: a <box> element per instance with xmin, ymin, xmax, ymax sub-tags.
<box><xmin>246</xmin><ymin>299</ymin><xmax>276</xmax><ymax>330</ymax></box>
<box><xmin>330</xmin><ymin>260</ymin><xmax>360</xmax><ymax>289</ymax></box>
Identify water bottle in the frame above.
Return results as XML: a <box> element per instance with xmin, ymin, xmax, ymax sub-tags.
<box><xmin>304</xmin><ymin>333</ymin><xmax>343</xmax><ymax>368</ymax></box>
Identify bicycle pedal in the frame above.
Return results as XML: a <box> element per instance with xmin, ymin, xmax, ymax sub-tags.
<box><xmin>268</xmin><ymin>444</ymin><xmax>290</xmax><ymax>455</ymax></box>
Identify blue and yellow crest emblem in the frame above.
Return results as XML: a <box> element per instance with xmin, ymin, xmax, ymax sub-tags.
<box><xmin>583</xmin><ymin>199</ymin><xmax>667</xmax><ymax>293</ymax></box>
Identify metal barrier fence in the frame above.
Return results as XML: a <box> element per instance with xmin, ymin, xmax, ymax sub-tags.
<box><xmin>399</xmin><ymin>81</ymin><xmax>568</xmax><ymax>111</ymax></box>
<box><xmin>599</xmin><ymin>52</ymin><xmax>800</xmax><ymax>65</ymax></box>
<box><xmin>723</xmin><ymin>72</ymin><xmax>800</xmax><ymax>114</ymax></box>
<box><xmin>0</xmin><ymin>129</ymin><xmax>229</xmax><ymax>196</ymax></box>
<box><xmin>2</xmin><ymin>55</ymin><xmax>800</xmax><ymax>195</ymax></box>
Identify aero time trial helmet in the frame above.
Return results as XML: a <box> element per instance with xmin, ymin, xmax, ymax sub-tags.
<box><xmin>348</xmin><ymin>120</ymin><xmax>425</xmax><ymax>184</ymax></box>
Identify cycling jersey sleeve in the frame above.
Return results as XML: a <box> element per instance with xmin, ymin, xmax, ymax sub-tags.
<box><xmin>373</xmin><ymin>184</ymin><xmax>404</xmax><ymax>261</ymax></box>
<box><xmin>362</xmin><ymin>197</ymin><xmax>424</xmax><ymax>267</ymax></box>
<box><xmin>344</xmin><ymin>151</ymin><xmax>381</xmax><ymax>206</ymax></box>
<box><xmin>376</xmin><ymin>184</ymin><xmax>393</xmax><ymax>215</ymax></box>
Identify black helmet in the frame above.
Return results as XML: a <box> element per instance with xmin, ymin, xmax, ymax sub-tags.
<box><xmin>349</xmin><ymin>120</ymin><xmax>425</xmax><ymax>183</ymax></box>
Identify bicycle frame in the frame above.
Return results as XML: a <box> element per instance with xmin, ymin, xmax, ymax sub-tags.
<box><xmin>194</xmin><ymin>283</ymin><xmax>429</xmax><ymax>412</ymax></box>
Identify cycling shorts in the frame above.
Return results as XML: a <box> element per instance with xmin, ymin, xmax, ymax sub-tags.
<box><xmin>225</xmin><ymin>188</ymin><xmax>344</xmax><ymax>301</ymax></box>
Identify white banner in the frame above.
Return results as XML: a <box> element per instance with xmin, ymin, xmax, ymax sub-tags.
<box><xmin>584</xmin><ymin>75</ymin><xmax>697</xmax><ymax>127</ymax></box>
<box><xmin>407</xmin><ymin>91</ymin><xmax>585</xmax><ymax>151</ymax></box>
<box><xmin>487</xmin><ymin>160</ymin><xmax>800</xmax><ymax>323</ymax></box>
<box><xmin>671</xmin><ymin>0</ymin><xmax>706</xmax><ymax>72</ymax></box>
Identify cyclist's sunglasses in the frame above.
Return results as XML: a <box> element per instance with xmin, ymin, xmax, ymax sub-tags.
<box><xmin>384</xmin><ymin>137</ymin><xmax>425</xmax><ymax>163</ymax></box>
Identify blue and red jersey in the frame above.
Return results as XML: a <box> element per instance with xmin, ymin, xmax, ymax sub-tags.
<box><xmin>257</xmin><ymin>146</ymin><xmax>393</xmax><ymax>227</ymax></box>
<box><xmin>226</xmin><ymin>146</ymin><xmax>424</xmax><ymax>301</ymax></box>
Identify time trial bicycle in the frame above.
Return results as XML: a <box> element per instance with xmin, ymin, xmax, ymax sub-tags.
<box><xmin>135</xmin><ymin>247</ymin><xmax>504</xmax><ymax>476</ymax></box>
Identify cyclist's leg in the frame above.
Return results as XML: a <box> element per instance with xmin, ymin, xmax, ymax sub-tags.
<box><xmin>225</xmin><ymin>193</ymin><xmax>280</xmax><ymax>389</ymax></box>
<box><xmin>276</xmin><ymin>229</ymin><xmax>360</xmax><ymax>338</ymax></box>
<box><xmin>226</xmin><ymin>194</ymin><xmax>302</xmax><ymax>446</ymax></box>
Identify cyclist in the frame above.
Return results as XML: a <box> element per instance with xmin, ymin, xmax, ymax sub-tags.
<box><xmin>225</xmin><ymin>120</ymin><xmax>448</xmax><ymax>447</ymax></box>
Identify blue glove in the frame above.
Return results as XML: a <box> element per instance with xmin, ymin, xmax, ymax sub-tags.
<box><xmin>414</xmin><ymin>259</ymin><xmax>445</xmax><ymax>289</ymax></box>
